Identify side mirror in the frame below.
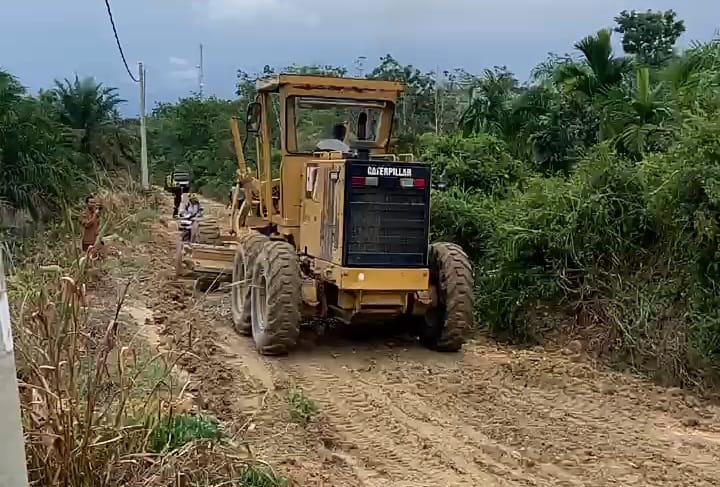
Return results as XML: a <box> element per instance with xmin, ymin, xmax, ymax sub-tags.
<box><xmin>246</xmin><ymin>102</ymin><xmax>262</xmax><ymax>134</ymax></box>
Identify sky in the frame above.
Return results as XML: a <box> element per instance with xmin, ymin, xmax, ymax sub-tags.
<box><xmin>1</xmin><ymin>0</ymin><xmax>718</xmax><ymax>116</ymax></box>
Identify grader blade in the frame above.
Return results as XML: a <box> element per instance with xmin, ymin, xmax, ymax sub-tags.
<box><xmin>177</xmin><ymin>242</ymin><xmax>237</xmax><ymax>283</ymax></box>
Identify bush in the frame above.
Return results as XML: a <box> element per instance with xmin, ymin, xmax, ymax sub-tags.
<box><xmin>429</xmin><ymin>188</ymin><xmax>495</xmax><ymax>260</ymax></box>
<box><xmin>0</xmin><ymin>72</ymin><xmax>81</xmax><ymax>219</ymax></box>
<box><xmin>442</xmin><ymin>120</ymin><xmax>720</xmax><ymax>384</ymax></box>
<box><xmin>418</xmin><ymin>133</ymin><xmax>529</xmax><ymax>195</ymax></box>
<box><xmin>640</xmin><ymin>117</ymin><xmax>720</xmax><ymax>369</ymax></box>
<box><xmin>149</xmin><ymin>96</ymin><xmax>243</xmax><ymax>195</ymax></box>
<box><xmin>474</xmin><ymin>175</ymin><xmax>575</xmax><ymax>334</ymax></box>
<box><xmin>475</xmin><ymin>145</ymin><xmax>653</xmax><ymax>329</ymax></box>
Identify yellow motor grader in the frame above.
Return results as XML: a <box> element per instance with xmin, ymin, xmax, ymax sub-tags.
<box><xmin>179</xmin><ymin>74</ymin><xmax>473</xmax><ymax>355</ymax></box>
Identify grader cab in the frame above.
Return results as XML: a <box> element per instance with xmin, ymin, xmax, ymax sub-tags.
<box><xmin>182</xmin><ymin>74</ymin><xmax>474</xmax><ymax>355</ymax></box>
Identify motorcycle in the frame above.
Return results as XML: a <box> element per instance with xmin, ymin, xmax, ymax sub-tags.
<box><xmin>177</xmin><ymin>204</ymin><xmax>204</xmax><ymax>242</ymax></box>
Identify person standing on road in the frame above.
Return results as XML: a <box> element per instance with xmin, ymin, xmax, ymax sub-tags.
<box><xmin>80</xmin><ymin>195</ymin><xmax>101</xmax><ymax>252</ymax></box>
<box><xmin>172</xmin><ymin>186</ymin><xmax>183</xmax><ymax>218</ymax></box>
<box><xmin>227</xmin><ymin>185</ymin><xmax>236</xmax><ymax>209</ymax></box>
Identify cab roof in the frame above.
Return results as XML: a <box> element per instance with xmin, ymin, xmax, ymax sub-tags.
<box><xmin>255</xmin><ymin>74</ymin><xmax>404</xmax><ymax>95</ymax></box>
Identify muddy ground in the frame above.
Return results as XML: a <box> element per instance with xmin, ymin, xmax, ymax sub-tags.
<box><xmin>117</xmin><ymin>197</ymin><xmax>720</xmax><ymax>487</ymax></box>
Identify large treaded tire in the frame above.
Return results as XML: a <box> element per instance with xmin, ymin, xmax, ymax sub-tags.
<box><xmin>420</xmin><ymin>242</ymin><xmax>473</xmax><ymax>352</ymax></box>
<box><xmin>191</xmin><ymin>218</ymin><xmax>221</xmax><ymax>245</ymax></box>
<box><xmin>250</xmin><ymin>240</ymin><xmax>301</xmax><ymax>355</ymax></box>
<box><xmin>231</xmin><ymin>233</ymin><xmax>269</xmax><ymax>336</ymax></box>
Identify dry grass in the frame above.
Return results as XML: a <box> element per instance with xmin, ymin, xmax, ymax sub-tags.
<box><xmin>6</xmin><ymin>182</ymin><xmax>286</xmax><ymax>487</ymax></box>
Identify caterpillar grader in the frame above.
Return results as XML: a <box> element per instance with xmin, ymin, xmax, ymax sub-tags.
<box><xmin>177</xmin><ymin>74</ymin><xmax>474</xmax><ymax>355</ymax></box>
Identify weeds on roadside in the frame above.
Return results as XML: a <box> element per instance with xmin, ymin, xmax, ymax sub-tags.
<box><xmin>151</xmin><ymin>413</ymin><xmax>222</xmax><ymax>452</ymax></box>
<box><xmin>7</xmin><ymin>185</ymin><xmax>285</xmax><ymax>485</ymax></box>
<box><xmin>234</xmin><ymin>464</ymin><xmax>289</xmax><ymax>487</ymax></box>
<box><xmin>288</xmin><ymin>388</ymin><xmax>318</xmax><ymax>425</ymax></box>
<box><xmin>11</xmin><ymin>241</ymin><xmax>172</xmax><ymax>485</ymax></box>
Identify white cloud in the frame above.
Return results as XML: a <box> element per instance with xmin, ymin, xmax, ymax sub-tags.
<box><xmin>167</xmin><ymin>56</ymin><xmax>198</xmax><ymax>82</ymax></box>
<box><xmin>203</xmin><ymin>0</ymin><xmax>319</xmax><ymax>25</ymax></box>
<box><xmin>195</xmin><ymin>0</ymin><xmax>622</xmax><ymax>36</ymax></box>
<box><xmin>170</xmin><ymin>68</ymin><xmax>199</xmax><ymax>81</ymax></box>
<box><xmin>169</xmin><ymin>56</ymin><xmax>190</xmax><ymax>67</ymax></box>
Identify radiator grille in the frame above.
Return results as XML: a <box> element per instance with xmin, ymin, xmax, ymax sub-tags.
<box><xmin>343</xmin><ymin>162</ymin><xmax>430</xmax><ymax>268</ymax></box>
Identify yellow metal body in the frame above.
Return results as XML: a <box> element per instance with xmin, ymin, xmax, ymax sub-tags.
<box><xmin>253</xmin><ymin>75</ymin><xmax>403</xmax><ymax>242</ymax></box>
<box><xmin>194</xmin><ymin>75</ymin><xmax>431</xmax><ymax>320</ymax></box>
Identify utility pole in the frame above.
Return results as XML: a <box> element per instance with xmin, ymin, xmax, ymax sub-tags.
<box><xmin>0</xmin><ymin>255</ymin><xmax>30</xmax><ymax>487</ymax></box>
<box><xmin>139</xmin><ymin>62</ymin><xmax>149</xmax><ymax>190</ymax></box>
<box><xmin>435</xmin><ymin>64</ymin><xmax>440</xmax><ymax>134</ymax></box>
<box><xmin>197</xmin><ymin>43</ymin><xmax>205</xmax><ymax>98</ymax></box>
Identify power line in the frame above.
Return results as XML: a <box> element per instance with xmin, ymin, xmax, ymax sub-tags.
<box><xmin>103</xmin><ymin>0</ymin><xmax>139</xmax><ymax>83</ymax></box>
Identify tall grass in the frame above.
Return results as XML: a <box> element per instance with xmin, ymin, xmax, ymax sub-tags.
<box><xmin>7</xmin><ymin>184</ymin><xmax>282</xmax><ymax>486</ymax></box>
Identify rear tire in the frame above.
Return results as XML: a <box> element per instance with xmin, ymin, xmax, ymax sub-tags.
<box><xmin>250</xmin><ymin>240</ymin><xmax>301</xmax><ymax>355</ymax></box>
<box><xmin>191</xmin><ymin>218</ymin><xmax>221</xmax><ymax>245</ymax></box>
<box><xmin>419</xmin><ymin>242</ymin><xmax>473</xmax><ymax>352</ymax></box>
<box><xmin>231</xmin><ymin>233</ymin><xmax>269</xmax><ymax>336</ymax></box>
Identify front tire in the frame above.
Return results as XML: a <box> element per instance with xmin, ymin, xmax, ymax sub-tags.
<box><xmin>250</xmin><ymin>240</ymin><xmax>301</xmax><ymax>355</ymax></box>
<box><xmin>231</xmin><ymin>233</ymin><xmax>268</xmax><ymax>336</ymax></box>
<box><xmin>419</xmin><ymin>242</ymin><xmax>473</xmax><ymax>352</ymax></box>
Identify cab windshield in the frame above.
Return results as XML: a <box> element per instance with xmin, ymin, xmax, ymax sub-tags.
<box><xmin>292</xmin><ymin>97</ymin><xmax>386</xmax><ymax>153</ymax></box>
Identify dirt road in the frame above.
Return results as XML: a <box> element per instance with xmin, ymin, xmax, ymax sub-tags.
<box><xmin>131</xmin><ymin>198</ymin><xmax>720</xmax><ymax>486</ymax></box>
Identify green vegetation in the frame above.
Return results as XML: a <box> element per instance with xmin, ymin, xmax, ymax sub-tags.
<box><xmin>615</xmin><ymin>9</ymin><xmax>686</xmax><ymax>66</ymax></box>
<box><xmin>288</xmin><ymin>388</ymin><xmax>318</xmax><ymax>425</ymax></box>
<box><xmin>151</xmin><ymin>413</ymin><xmax>222</xmax><ymax>452</ymax></box>
<box><xmin>148</xmin><ymin>96</ymin><xmax>242</xmax><ymax>199</ymax></box>
<box><xmin>0</xmin><ymin>71</ymin><xmax>137</xmax><ymax>223</ymax></box>
<box><xmin>234</xmin><ymin>465</ymin><xmax>289</xmax><ymax>487</ymax></box>
<box><xmin>3</xmin><ymin>8</ymin><xmax>718</xmax><ymax>388</ymax></box>
<box><xmin>424</xmin><ymin>20</ymin><xmax>720</xmax><ymax>386</ymax></box>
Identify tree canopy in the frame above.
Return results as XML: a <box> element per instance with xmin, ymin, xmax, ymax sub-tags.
<box><xmin>614</xmin><ymin>9</ymin><xmax>686</xmax><ymax>66</ymax></box>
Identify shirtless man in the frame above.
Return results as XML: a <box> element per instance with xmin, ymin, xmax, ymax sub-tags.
<box><xmin>80</xmin><ymin>196</ymin><xmax>101</xmax><ymax>252</ymax></box>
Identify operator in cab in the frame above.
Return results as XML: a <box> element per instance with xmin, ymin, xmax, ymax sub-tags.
<box><xmin>316</xmin><ymin>123</ymin><xmax>350</xmax><ymax>153</ymax></box>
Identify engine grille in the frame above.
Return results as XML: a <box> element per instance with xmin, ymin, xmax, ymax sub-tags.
<box><xmin>343</xmin><ymin>161</ymin><xmax>430</xmax><ymax>268</ymax></box>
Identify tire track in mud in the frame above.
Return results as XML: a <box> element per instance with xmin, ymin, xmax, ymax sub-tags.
<box><xmin>282</xmin><ymin>359</ymin><xmax>536</xmax><ymax>487</ymax></box>
<box><xmin>284</xmin><ymin>363</ymin><xmax>487</xmax><ymax>487</ymax></box>
<box><xmin>354</xmin><ymin>347</ymin><xmax>720</xmax><ymax>487</ymax></box>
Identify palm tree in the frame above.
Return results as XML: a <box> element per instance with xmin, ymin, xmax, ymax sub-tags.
<box><xmin>555</xmin><ymin>29</ymin><xmax>633</xmax><ymax>99</ymax></box>
<box><xmin>51</xmin><ymin>75</ymin><xmax>125</xmax><ymax>155</ymax></box>
<box><xmin>603</xmin><ymin>68</ymin><xmax>673</xmax><ymax>157</ymax></box>
<box><xmin>664</xmin><ymin>40</ymin><xmax>720</xmax><ymax>114</ymax></box>
<box><xmin>459</xmin><ymin>68</ymin><xmax>518</xmax><ymax>137</ymax></box>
